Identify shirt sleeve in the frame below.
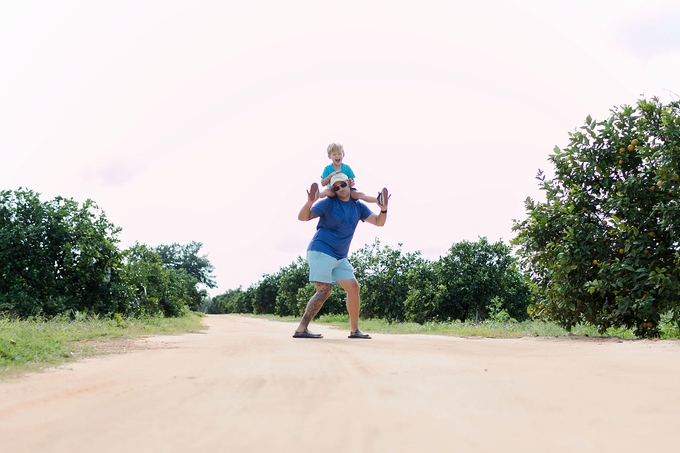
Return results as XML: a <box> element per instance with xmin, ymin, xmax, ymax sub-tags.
<box><xmin>359</xmin><ymin>201</ymin><xmax>372</xmax><ymax>221</ymax></box>
<box><xmin>311</xmin><ymin>199</ymin><xmax>328</xmax><ymax>217</ymax></box>
<box><xmin>343</xmin><ymin>164</ymin><xmax>356</xmax><ymax>179</ymax></box>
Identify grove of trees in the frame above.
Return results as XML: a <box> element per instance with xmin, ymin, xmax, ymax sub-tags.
<box><xmin>205</xmin><ymin>238</ymin><xmax>534</xmax><ymax>325</ymax></box>
<box><xmin>6</xmin><ymin>97</ymin><xmax>680</xmax><ymax>340</ymax></box>
<box><xmin>512</xmin><ymin>97</ymin><xmax>680</xmax><ymax>338</ymax></box>
<box><xmin>0</xmin><ymin>188</ymin><xmax>215</xmax><ymax>319</ymax></box>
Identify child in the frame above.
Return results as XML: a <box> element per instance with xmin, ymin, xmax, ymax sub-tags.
<box><xmin>310</xmin><ymin>143</ymin><xmax>387</xmax><ymax>205</ymax></box>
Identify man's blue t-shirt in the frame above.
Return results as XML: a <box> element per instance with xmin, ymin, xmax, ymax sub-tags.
<box><xmin>308</xmin><ymin>196</ymin><xmax>372</xmax><ymax>259</ymax></box>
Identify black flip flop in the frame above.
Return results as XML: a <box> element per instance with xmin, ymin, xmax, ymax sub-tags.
<box><xmin>293</xmin><ymin>329</ymin><xmax>323</xmax><ymax>339</ymax></box>
<box><xmin>348</xmin><ymin>329</ymin><xmax>372</xmax><ymax>339</ymax></box>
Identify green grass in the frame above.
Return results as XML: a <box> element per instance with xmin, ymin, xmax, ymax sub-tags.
<box><xmin>250</xmin><ymin>313</ymin><xmax>680</xmax><ymax>340</ymax></box>
<box><xmin>0</xmin><ymin>312</ymin><xmax>206</xmax><ymax>380</ymax></box>
<box><xmin>4</xmin><ymin>311</ymin><xmax>677</xmax><ymax>381</ymax></box>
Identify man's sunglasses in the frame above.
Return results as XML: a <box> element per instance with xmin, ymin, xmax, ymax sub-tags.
<box><xmin>332</xmin><ymin>182</ymin><xmax>348</xmax><ymax>191</ymax></box>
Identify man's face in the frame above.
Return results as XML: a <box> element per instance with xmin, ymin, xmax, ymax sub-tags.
<box><xmin>332</xmin><ymin>180</ymin><xmax>350</xmax><ymax>199</ymax></box>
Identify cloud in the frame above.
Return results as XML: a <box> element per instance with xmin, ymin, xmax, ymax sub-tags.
<box><xmin>82</xmin><ymin>157</ymin><xmax>147</xmax><ymax>186</ymax></box>
<box><xmin>613</xmin><ymin>10</ymin><xmax>680</xmax><ymax>59</ymax></box>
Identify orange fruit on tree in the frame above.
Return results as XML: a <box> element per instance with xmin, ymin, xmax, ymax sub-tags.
<box><xmin>619</xmin><ymin>248</ymin><xmax>624</xmax><ymax>254</ymax></box>
<box><xmin>619</xmin><ymin>147</ymin><xmax>626</xmax><ymax>153</ymax></box>
<box><xmin>674</xmin><ymin>174</ymin><xmax>679</xmax><ymax>182</ymax></box>
<box><xmin>631</xmin><ymin>139</ymin><xmax>639</xmax><ymax>146</ymax></box>
<box><xmin>619</xmin><ymin>159</ymin><xmax>624</xmax><ymax>165</ymax></box>
<box><xmin>627</xmin><ymin>144</ymin><xmax>635</xmax><ymax>151</ymax></box>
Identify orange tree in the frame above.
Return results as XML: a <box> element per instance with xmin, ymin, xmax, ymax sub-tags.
<box><xmin>512</xmin><ymin>97</ymin><xmax>680</xmax><ymax>338</ymax></box>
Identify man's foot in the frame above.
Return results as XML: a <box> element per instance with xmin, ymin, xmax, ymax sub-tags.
<box><xmin>293</xmin><ymin>329</ymin><xmax>323</xmax><ymax>339</ymax></box>
<box><xmin>377</xmin><ymin>188</ymin><xmax>388</xmax><ymax>207</ymax></box>
<box><xmin>310</xmin><ymin>183</ymin><xmax>319</xmax><ymax>201</ymax></box>
<box><xmin>348</xmin><ymin>329</ymin><xmax>372</xmax><ymax>339</ymax></box>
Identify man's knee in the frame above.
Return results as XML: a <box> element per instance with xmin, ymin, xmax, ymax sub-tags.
<box><xmin>338</xmin><ymin>278</ymin><xmax>360</xmax><ymax>295</ymax></box>
<box><xmin>315</xmin><ymin>282</ymin><xmax>332</xmax><ymax>299</ymax></box>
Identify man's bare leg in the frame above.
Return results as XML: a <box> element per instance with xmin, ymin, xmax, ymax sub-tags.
<box><xmin>296</xmin><ymin>282</ymin><xmax>331</xmax><ymax>332</ymax></box>
<box><xmin>337</xmin><ymin>278</ymin><xmax>360</xmax><ymax>332</ymax></box>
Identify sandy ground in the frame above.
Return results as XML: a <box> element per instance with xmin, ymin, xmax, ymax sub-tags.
<box><xmin>1</xmin><ymin>315</ymin><xmax>679</xmax><ymax>453</ymax></box>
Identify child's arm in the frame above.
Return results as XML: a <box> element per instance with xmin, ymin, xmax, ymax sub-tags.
<box><xmin>320</xmin><ymin>170</ymin><xmax>340</xmax><ymax>187</ymax></box>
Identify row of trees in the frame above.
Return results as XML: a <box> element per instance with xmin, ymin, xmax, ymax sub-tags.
<box><xmin>207</xmin><ymin>97</ymin><xmax>680</xmax><ymax>339</ymax></box>
<box><xmin>205</xmin><ymin>238</ymin><xmax>534</xmax><ymax>324</ymax></box>
<box><xmin>6</xmin><ymin>98</ymin><xmax>679</xmax><ymax>339</ymax></box>
<box><xmin>513</xmin><ymin>97</ymin><xmax>680</xmax><ymax>338</ymax></box>
<box><xmin>0</xmin><ymin>188</ymin><xmax>215</xmax><ymax>318</ymax></box>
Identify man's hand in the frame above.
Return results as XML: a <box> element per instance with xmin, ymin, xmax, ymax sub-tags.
<box><xmin>307</xmin><ymin>183</ymin><xmax>320</xmax><ymax>203</ymax></box>
<box><xmin>299</xmin><ymin>183</ymin><xmax>320</xmax><ymax>221</ymax></box>
<box><xmin>377</xmin><ymin>187</ymin><xmax>390</xmax><ymax>210</ymax></box>
<box><xmin>365</xmin><ymin>188</ymin><xmax>390</xmax><ymax>227</ymax></box>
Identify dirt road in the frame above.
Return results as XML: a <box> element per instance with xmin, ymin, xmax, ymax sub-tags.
<box><xmin>1</xmin><ymin>315</ymin><xmax>679</xmax><ymax>453</ymax></box>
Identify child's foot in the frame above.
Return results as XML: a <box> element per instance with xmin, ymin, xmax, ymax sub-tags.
<box><xmin>377</xmin><ymin>188</ymin><xmax>388</xmax><ymax>207</ymax></box>
<box><xmin>310</xmin><ymin>183</ymin><xmax>319</xmax><ymax>200</ymax></box>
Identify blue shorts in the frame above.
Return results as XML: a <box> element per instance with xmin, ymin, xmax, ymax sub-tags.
<box><xmin>307</xmin><ymin>250</ymin><xmax>355</xmax><ymax>283</ymax></box>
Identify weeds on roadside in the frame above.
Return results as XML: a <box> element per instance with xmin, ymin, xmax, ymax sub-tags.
<box><xmin>0</xmin><ymin>312</ymin><xmax>205</xmax><ymax>380</ymax></box>
<box><xmin>245</xmin><ymin>311</ymin><xmax>680</xmax><ymax>340</ymax></box>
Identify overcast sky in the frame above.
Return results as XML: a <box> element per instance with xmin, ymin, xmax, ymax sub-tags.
<box><xmin>2</xmin><ymin>0</ymin><xmax>679</xmax><ymax>294</ymax></box>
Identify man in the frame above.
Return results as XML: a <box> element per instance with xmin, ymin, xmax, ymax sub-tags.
<box><xmin>293</xmin><ymin>173</ymin><xmax>389</xmax><ymax>339</ymax></box>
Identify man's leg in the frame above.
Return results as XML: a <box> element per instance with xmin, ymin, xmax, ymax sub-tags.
<box><xmin>296</xmin><ymin>282</ymin><xmax>331</xmax><ymax>332</ymax></box>
<box><xmin>337</xmin><ymin>278</ymin><xmax>360</xmax><ymax>332</ymax></box>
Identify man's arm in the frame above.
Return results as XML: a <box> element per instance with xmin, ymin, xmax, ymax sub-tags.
<box><xmin>363</xmin><ymin>189</ymin><xmax>390</xmax><ymax>226</ymax></box>
<box><xmin>364</xmin><ymin>210</ymin><xmax>386</xmax><ymax>226</ymax></box>
<box><xmin>298</xmin><ymin>187</ymin><xmax>320</xmax><ymax>221</ymax></box>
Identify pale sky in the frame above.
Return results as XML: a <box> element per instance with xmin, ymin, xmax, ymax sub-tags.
<box><xmin>2</xmin><ymin>0</ymin><xmax>679</xmax><ymax>294</ymax></box>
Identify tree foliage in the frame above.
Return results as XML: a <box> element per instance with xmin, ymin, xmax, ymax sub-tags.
<box><xmin>0</xmin><ymin>189</ymin><xmax>121</xmax><ymax>317</ymax></box>
<box><xmin>205</xmin><ymin>238</ymin><xmax>532</xmax><ymax>325</ymax></box>
<box><xmin>119</xmin><ymin>243</ymin><xmax>197</xmax><ymax>317</ymax></box>
<box><xmin>404</xmin><ymin>238</ymin><xmax>531</xmax><ymax>323</ymax></box>
<box><xmin>155</xmin><ymin>242</ymin><xmax>216</xmax><ymax>288</ymax></box>
<box><xmin>351</xmin><ymin>240</ymin><xmax>425</xmax><ymax>322</ymax></box>
<box><xmin>0</xmin><ymin>188</ymin><xmax>214</xmax><ymax>319</ymax></box>
<box><xmin>512</xmin><ymin>97</ymin><xmax>680</xmax><ymax>337</ymax></box>
<box><xmin>275</xmin><ymin>257</ymin><xmax>308</xmax><ymax>317</ymax></box>
<box><xmin>206</xmin><ymin>286</ymin><xmax>254</xmax><ymax>314</ymax></box>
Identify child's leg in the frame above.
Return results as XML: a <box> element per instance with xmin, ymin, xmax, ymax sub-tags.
<box><xmin>311</xmin><ymin>182</ymin><xmax>334</xmax><ymax>199</ymax></box>
<box><xmin>350</xmin><ymin>190</ymin><xmax>378</xmax><ymax>204</ymax></box>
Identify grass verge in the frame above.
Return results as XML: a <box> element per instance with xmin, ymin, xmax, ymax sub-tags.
<box><xmin>0</xmin><ymin>313</ymin><xmax>206</xmax><ymax>381</ymax></box>
<box><xmin>248</xmin><ymin>313</ymin><xmax>680</xmax><ymax>340</ymax></box>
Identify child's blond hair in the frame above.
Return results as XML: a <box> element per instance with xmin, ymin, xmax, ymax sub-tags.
<box><xmin>327</xmin><ymin>143</ymin><xmax>344</xmax><ymax>156</ymax></box>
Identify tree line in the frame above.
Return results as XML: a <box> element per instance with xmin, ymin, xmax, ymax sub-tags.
<box><xmin>4</xmin><ymin>98</ymin><xmax>680</xmax><ymax>339</ymax></box>
<box><xmin>0</xmin><ymin>188</ymin><xmax>215</xmax><ymax>319</ymax></box>
<box><xmin>513</xmin><ymin>97</ymin><xmax>680</xmax><ymax>338</ymax></box>
<box><xmin>206</xmin><ymin>97</ymin><xmax>680</xmax><ymax>338</ymax></box>
<box><xmin>204</xmin><ymin>237</ymin><xmax>534</xmax><ymax>324</ymax></box>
